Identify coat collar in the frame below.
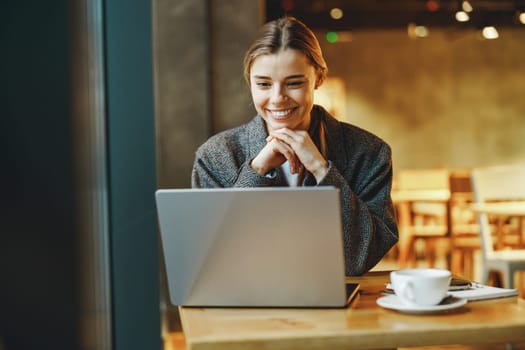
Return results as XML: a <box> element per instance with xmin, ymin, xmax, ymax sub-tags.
<box><xmin>246</xmin><ymin>115</ymin><xmax>269</xmax><ymax>160</ymax></box>
<box><xmin>312</xmin><ymin>105</ymin><xmax>349</xmax><ymax>173</ymax></box>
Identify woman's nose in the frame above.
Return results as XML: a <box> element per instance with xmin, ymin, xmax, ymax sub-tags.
<box><xmin>270</xmin><ymin>85</ymin><xmax>287</xmax><ymax>102</ymax></box>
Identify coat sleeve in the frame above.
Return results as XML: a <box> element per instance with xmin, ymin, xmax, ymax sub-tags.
<box><xmin>191</xmin><ymin>138</ymin><xmax>286</xmax><ymax>188</ymax></box>
<box><xmin>192</xmin><ymin>156</ymin><xmax>283</xmax><ymax>188</ymax></box>
<box><xmin>314</xmin><ymin>143</ymin><xmax>399</xmax><ymax>276</ymax></box>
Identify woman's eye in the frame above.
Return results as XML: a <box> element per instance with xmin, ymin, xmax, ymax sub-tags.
<box><xmin>255</xmin><ymin>81</ymin><xmax>271</xmax><ymax>88</ymax></box>
<box><xmin>287</xmin><ymin>81</ymin><xmax>305</xmax><ymax>87</ymax></box>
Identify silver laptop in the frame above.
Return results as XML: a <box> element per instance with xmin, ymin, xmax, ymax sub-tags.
<box><xmin>155</xmin><ymin>187</ymin><xmax>357</xmax><ymax>308</ymax></box>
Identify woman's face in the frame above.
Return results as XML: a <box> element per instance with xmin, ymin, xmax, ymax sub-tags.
<box><xmin>249</xmin><ymin>49</ymin><xmax>318</xmax><ymax>133</ymax></box>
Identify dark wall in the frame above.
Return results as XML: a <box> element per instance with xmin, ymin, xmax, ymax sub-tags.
<box><xmin>1</xmin><ymin>0</ymin><xmax>160</xmax><ymax>349</ymax></box>
<box><xmin>1</xmin><ymin>1</ymin><xmax>78</xmax><ymax>349</ymax></box>
<box><xmin>105</xmin><ymin>0</ymin><xmax>161</xmax><ymax>349</ymax></box>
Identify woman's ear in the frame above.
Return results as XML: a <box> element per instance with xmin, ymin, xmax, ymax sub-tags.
<box><xmin>314</xmin><ymin>77</ymin><xmax>324</xmax><ymax>89</ymax></box>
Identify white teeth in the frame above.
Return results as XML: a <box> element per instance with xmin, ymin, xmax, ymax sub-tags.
<box><xmin>270</xmin><ymin>109</ymin><xmax>292</xmax><ymax>117</ymax></box>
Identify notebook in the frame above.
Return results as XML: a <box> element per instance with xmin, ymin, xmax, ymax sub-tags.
<box><xmin>155</xmin><ymin>187</ymin><xmax>358</xmax><ymax>308</ymax></box>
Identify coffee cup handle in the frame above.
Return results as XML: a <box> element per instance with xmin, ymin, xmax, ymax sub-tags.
<box><xmin>399</xmin><ymin>281</ymin><xmax>416</xmax><ymax>303</ymax></box>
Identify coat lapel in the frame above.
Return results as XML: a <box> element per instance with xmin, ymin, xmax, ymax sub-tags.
<box><xmin>313</xmin><ymin>106</ymin><xmax>350</xmax><ymax>173</ymax></box>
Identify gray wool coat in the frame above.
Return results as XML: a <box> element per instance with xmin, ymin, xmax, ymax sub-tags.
<box><xmin>192</xmin><ymin>105</ymin><xmax>399</xmax><ymax>276</ymax></box>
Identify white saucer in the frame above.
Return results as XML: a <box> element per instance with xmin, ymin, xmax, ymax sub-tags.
<box><xmin>376</xmin><ymin>295</ymin><xmax>467</xmax><ymax>314</ymax></box>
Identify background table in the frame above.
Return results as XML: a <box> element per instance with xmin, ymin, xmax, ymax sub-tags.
<box><xmin>178</xmin><ymin>271</ymin><xmax>525</xmax><ymax>350</ymax></box>
<box><xmin>469</xmin><ymin>201</ymin><xmax>525</xmax><ymax>217</ymax></box>
<box><xmin>469</xmin><ymin>201</ymin><xmax>525</xmax><ymax>249</ymax></box>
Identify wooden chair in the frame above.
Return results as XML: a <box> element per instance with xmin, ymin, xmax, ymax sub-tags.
<box><xmin>449</xmin><ymin>170</ymin><xmax>480</xmax><ymax>280</ymax></box>
<box><xmin>471</xmin><ymin>163</ymin><xmax>525</xmax><ymax>289</ymax></box>
<box><xmin>394</xmin><ymin>168</ymin><xmax>451</xmax><ymax>268</ymax></box>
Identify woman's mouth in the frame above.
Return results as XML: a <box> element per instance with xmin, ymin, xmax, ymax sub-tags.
<box><xmin>268</xmin><ymin>108</ymin><xmax>294</xmax><ymax>120</ymax></box>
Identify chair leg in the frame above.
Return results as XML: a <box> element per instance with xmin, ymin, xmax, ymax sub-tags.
<box><xmin>502</xmin><ymin>268</ymin><xmax>514</xmax><ymax>289</ymax></box>
<box><xmin>397</xmin><ymin>229</ymin><xmax>414</xmax><ymax>269</ymax></box>
<box><xmin>427</xmin><ymin>240</ymin><xmax>437</xmax><ymax>267</ymax></box>
<box><xmin>481</xmin><ymin>267</ymin><xmax>490</xmax><ymax>285</ymax></box>
<box><xmin>488</xmin><ymin>271</ymin><xmax>504</xmax><ymax>287</ymax></box>
<box><xmin>408</xmin><ymin>238</ymin><xmax>418</xmax><ymax>268</ymax></box>
<box><xmin>450</xmin><ymin>249</ymin><xmax>462</xmax><ymax>276</ymax></box>
<box><xmin>463</xmin><ymin>250</ymin><xmax>474</xmax><ymax>280</ymax></box>
<box><xmin>518</xmin><ymin>272</ymin><xmax>524</xmax><ymax>297</ymax></box>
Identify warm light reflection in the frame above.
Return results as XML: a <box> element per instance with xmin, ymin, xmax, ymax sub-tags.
<box><xmin>330</xmin><ymin>8</ymin><xmax>344</xmax><ymax>20</ymax></box>
<box><xmin>337</xmin><ymin>31</ymin><xmax>353</xmax><ymax>42</ymax></box>
<box><xmin>482</xmin><ymin>26</ymin><xmax>499</xmax><ymax>39</ymax></box>
<box><xmin>314</xmin><ymin>77</ymin><xmax>346</xmax><ymax>120</ymax></box>
<box><xmin>455</xmin><ymin>11</ymin><xmax>470</xmax><ymax>22</ymax></box>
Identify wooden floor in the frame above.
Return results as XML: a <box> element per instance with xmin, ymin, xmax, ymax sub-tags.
<box><xmin>162</xmin><ymin>255</ymin><xmax>525</xmax><ymax>350</ymax></box>
<box><xmin>399</xmin><ymin>344</ymin><xmax>525</xmax><ymax>350</ymax></box>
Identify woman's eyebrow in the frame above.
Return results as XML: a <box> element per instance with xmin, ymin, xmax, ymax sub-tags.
<box><xmin>286</xmin><ymin>74</ymin><xmax>307</xmax><ymax>79</ymax></box>
<box><xmin>252</xmin><ymin>75</ymin><xmax>271</xmax><ymax>80</ymax></box>
<box><xmin>251</xmin><ymin>74</ymin><xmax>307</xmax><ymax>80</ymax></box>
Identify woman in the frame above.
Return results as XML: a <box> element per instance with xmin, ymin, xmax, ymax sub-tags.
<box><xmin>192</xmin><ymin>17</ymin><xmax>398</xmax><ymax>275</ymax></box>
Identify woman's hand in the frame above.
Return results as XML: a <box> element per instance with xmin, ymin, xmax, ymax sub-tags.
<box><xmin>250</xmin><ymin>137</ymin><xmax>302</xmax><ymax>176</ymax></box>
<box><xmin>269</xmin><ymin>128</ymin><xmax>328</xmax><ymax>183</ymax></box>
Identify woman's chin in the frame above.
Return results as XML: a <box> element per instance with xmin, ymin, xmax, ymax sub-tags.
<box><xmin>267</xmin><ymin>120</ymin><xmax>295</xmax><ymax>131</ymax></box>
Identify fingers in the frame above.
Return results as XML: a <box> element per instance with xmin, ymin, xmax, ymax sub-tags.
<box><xmin>269</xmin><ymin>128</ymin><xmax>308</xmax><ymax>147</ymax></box>
<box><xmin>269</xmin><ymin>128</ymin><xmax>316</xmax><ymax>164</ymax></box>
<box><xmin>252</xmin><ymin>138</ymin><xmax>302</xmax><ymax>175</ymax></box>
<box><xmin>269</xmin><ymin>128</ymin><xmax>328</xmax><ymax>180</ymax></box>
<box><xmin>269</xmin><ymin>139</ymin><xmax>302</xmax><ymax>173</ymax></box>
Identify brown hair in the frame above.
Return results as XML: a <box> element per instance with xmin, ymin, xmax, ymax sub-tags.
<box><xmin>243</xmin><ymin>17</ymin><xmax>328</xmax><ymax>88</ymax></box>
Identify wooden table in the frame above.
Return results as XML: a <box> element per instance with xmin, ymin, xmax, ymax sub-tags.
<box><xmin>178</xmin><ymin>271</ymin><xmax>525</xmax><ymax>350</ymax></box>
<box><xmin>391</xmin><ymin>189</ymin><xmax>451</xmax><ymax>268</ymax></box>
<box><xmin>469</xmin><ymin>201</ymin><xmax>525</xmax><ymax>217</ymax></box>
<box><xmin>469</xmin><ymin>201</ymin><xmax>525</xmax><ymax>249</ymax></box>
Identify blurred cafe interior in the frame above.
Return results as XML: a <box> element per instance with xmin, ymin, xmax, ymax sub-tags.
<box><xmin>3</xmin><ymin>0</ymin><xmax>525</xmax><ymax>350</ymax></box>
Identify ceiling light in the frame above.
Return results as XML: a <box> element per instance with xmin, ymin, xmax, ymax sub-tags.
<box><xmin>462</xmin><ymin>1</ymin><xmax>473</xmax><ymax>13</ymax></box>
<box><xmin>415</xmin><ymin>26</ymin><xmax>429</xmax><ymax>37</ymax></box>
<box><xmin>519</xmin><ymin>12</ymin><xmax>525</xmax><ymax>25</ymax></box>
<box><xmin>455</xmin><ymin>11</ymin><xmax>470</xmax><ymax>22</ymax></box>
<box><xmin>330</xmin><ymin>8</ymin><xmax>344</xmax><ymax>20</ymax></box>
<box><xmin>407</xmin><ymin>23</ymin><xmax>429</xmax><ymax>39</ymax></box>
<box><xmin>482</xmin><ymin>26</ymin><xmax>499</xmax><ymax>40</ymax></box>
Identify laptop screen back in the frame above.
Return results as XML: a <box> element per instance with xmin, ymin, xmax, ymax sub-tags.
<box><xmin>155</xmin><ymin>187</ymin><xmax>347</xmax><ymax>307</ymax></box>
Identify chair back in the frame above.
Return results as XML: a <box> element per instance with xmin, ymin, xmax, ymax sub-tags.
<box><xmin>397</xmin><ymin>168</ymin><xmax>450</xmax><ymax>191</ymax></box>
<box><xmin>449</xmin><ymin>170</ymin><xmax>477</xmax><ymax>235</ymax></box>
<box><xmin>396</xmin><ymin>168</ymin><xmax>450</xmax><ymax>218</ymax></box>
<box><xmin>471</xmin><ymin>163</ymin><xmax>525</xmax><ymax>256</ymax></box>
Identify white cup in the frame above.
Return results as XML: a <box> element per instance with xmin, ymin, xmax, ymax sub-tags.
<box><xmin>390</xmin><ymin>268</ymin><xmax>451</xmax><ymax>306</ymax></box>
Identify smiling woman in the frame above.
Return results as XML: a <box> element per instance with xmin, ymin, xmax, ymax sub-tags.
<box><xmin>249</xmin><ymin>50</ymin><xmax>317</xmax><ymax>132</ymax></box>
<box><xmin>248</xmin><ymin>50</ymin><xmax>326</xmax><ymax>180</ymax></box>
<box><xmin>191</xmin><ymin>17</ymin><xmax>398</xmax><ymax>276</ymax></box>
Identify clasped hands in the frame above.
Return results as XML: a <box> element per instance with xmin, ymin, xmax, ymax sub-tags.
<box><xmin>250</xmin><ymin>128</ymin><xmax>328</xmax><ymax>183</ymax></box>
